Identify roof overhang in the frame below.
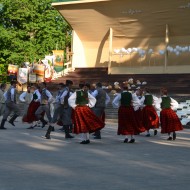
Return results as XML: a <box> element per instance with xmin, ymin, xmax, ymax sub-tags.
<box><xmin>52</xmin><ymin>0</ymin><xmax>190</xmax><ymax>42</ymax></box>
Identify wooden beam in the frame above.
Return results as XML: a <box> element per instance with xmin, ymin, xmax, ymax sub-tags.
<box><xmin>164</xmin><ymin>24</ymin><xmax>169</xmax><ymax>72</ymax></box>
<box><xmin>108</xmin><ymin>28</ymin><xmax>113</xmax><ymax>74</ymax></box>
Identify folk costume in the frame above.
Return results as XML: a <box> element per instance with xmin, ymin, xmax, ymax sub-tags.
<box><xmin>35</xmin><ymin>85</ymin><xmax>54</xmax><ymax>139</ymax></box>
<box><xmin>141</xmin><ymin>93</ymin><xmax>159</xmax><ymax>136</ymax></box>
<box><xmin>156</xmin><ymin>95</ymin><xmax>183</xmax><ymax>140</ymax></box>
<box><xmin>19</xmin><ymin>88</ymin><xmax>33</xmax><ymax>119</ymax></box>
<box><xmin>51</xmin><ymin>86</ymin><xmax>65</xmax><ymax>128</ymax></box>
<box><xmin>51</xmin><ymin>81</ymin><xmax>74</xmax><ymax>139</ymax></box>
<box><xmin>22</xmin><ymin>88</ymin><xmax>41</xmax><ymax>128</ymax></box>
<box><xmin>133</xmin><ymin>90</ymin><xmax>146</xmax><ymax>135</ymax></box>
<box><xmin>68</xmin><ymin>86</ymin><xmax>104</xmax><ymax>144</ymax></box>
<box><xmin>91</xmin><ymin>83</ymin><xmax>110</xmax><ymax>139</ymax></box>
<box><xmin>0</xmin><ymin>82</ymin><xmax>20</xmax><ymax>129</ymax></box>
<box><xmin>112</xmin><ymin>90</ymin><xmax>141</xmax><ymax>143</ymax></box>
<box><xmin>59</xmin><ymin>84</ymin><xmax>74</xmax><ymax>138</ymax></box>
<box><xmin>35</xmin><ymin>88</ymin><xmax>52</xmax><ymax>119</ymax></box>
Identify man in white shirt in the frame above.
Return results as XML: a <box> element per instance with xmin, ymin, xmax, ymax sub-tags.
<box><xmin>59</xmin><ymin>80</ymin><xmax>74</xmax><ymax>139</ymax></box>
<box><xmin>0</xmin><ymin>81</ymin><xmax>20</xmax><ymax>129</ymax></box>
<box><xmin>35</xmin><ymin>82</ymin><xmax>53</xmax><ymax>139</ymax></box>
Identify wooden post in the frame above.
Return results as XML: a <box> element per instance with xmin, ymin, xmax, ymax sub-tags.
<box><xmin>108</xmin><ymin>28</ymin><xmax>113</xmax><ymax>74</ymax></box>
<box><xmin>66</xmin><ymin>47</ymin><xmax>69</xmax><ymax>62</ymax></box>
<box><xmin>165</xmin><ymin>24</ymin><xmax>169</xmax><ymax>72</ymax></box>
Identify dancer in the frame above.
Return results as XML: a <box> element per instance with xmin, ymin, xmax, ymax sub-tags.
<box><xmin>91</xmin><ymin>82</ymin><xmax>110</xmax><ymax>139</ymax></box>
<box><xmin>0</xmin><ymin>80</ymin><xmax>20</xmax><ymax>129</ymax></box>
<box><xmin>68</xmin><ymin>83</ymin><xmax>104</xmax><ymax>144</ymax></box>
<box><xmin>50</xmin><ymin>83</ymin><xmax>65</xmax><ymax>131</ymax></box>
<box><xmin>156</xmin><ymin>88</ymin><xmax>183</xmax><ymax>140</ymax></box>
<box><xmin>59</xmin><ymin>80</ymin><xmax>74</xmax><ymax>138</ymax></box>
<box><xmin>19</xmin><ymin>85</ymin><xmax>33</xmax><ymax>119</ymax></box>
<box><xmin>112</xmin><ymin>84</ymin><xmax>140</xmax><ymax>143</ymax></box>
<box><xmin>50</xmin><ymin>81</ymin><xmax>74</xmax><ymax>139</ymax></box>
<box><xmin>22</xmin><ymin>84</ymin><xmax>41</xmax><ymax>129</ymax></box>
<box><xmin>141</xmin><ymin>88</ymin><xmax>159</xmax><ymax>137</ymax></box>
<box><xmin>133</xmin><ymin>88</ymin><xmax>146</xmax><ymax>135</ymax></box>
<box><xmin>35</xmin><ymin>82</ymin><xmax>53</xmax><ymax>139</ymax></box>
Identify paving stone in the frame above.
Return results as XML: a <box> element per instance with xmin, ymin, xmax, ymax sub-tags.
<box><xmin>0</xmin><ymin>121</ymin><xmax>190</xmax><ymax>190</ymax></box>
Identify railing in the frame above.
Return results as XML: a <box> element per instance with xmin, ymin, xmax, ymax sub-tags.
<box><xmin>63</xmin><ymin>61</ymin><xmax>74</xmax><ymax>75</ymax></box>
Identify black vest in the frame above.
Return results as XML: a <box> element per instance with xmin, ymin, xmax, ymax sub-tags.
<box><xmin>63</xmin><ymin>87</ymin><xmax>70</xmax><ymax>108</ymax></box>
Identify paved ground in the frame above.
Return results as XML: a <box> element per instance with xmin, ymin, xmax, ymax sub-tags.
<box><xmin>0</xmin><ymin>120</ymin><xmax>190</xmax><ymax>190</ymax></box>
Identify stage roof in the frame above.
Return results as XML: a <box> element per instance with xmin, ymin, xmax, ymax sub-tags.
<box><xmin>53</xmin><ymin>0</ymin><xmax>190</xmax><ymax>42</ymax></box>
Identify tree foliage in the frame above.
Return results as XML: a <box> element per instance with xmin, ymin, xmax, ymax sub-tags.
<box><xmin>0</xmin><ymin>0</ymin><xmax>71</xmax><ymax>65</ymax></box>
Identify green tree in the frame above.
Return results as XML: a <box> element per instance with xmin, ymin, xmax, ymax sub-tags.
<box><xmin>0</xmin><ymin>0</ymin><xmax>71</xmax><ymax>65</ymax></box>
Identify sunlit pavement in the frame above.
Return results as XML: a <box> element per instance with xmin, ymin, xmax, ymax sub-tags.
<box><xmin>0</xmin><ymin>119</ymin><xmax>190</xmax><ymax>190</ymax></box>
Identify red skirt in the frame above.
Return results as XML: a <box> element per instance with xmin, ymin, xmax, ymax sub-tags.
<box><xmin>142</xmin><ymin>105</ymin><xmax>159</xmax><ymax>130</ymax></box>
<box><xmin>73</xmin><ymin>106</ymin><xmax>105</xmax><ymax>134</ymax></box>
<box><xmin>118</xmin><ymin>106</ymin><xmax>138</xmax><ymax>135</ymax></box>
<box><xmin>160</xmin><ymin>108</ymin><xmax>183</xmax><ymax>133</ymax></box>
<box><xmin>134</xmin><ymin>109</ymin><xmax>146</xmax><ymax>134</ymax></box>
<box><xmin>22</xmin><ymin>101</ymin><xmax>40</xmax><ymax>123</ymax></box>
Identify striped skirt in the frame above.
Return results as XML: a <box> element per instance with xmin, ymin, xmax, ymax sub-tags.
<box><xmin>134</xmin><ymin>108</ymin><xmax>146</xmax><ymax>134</ymax></box>
<box><xmin>22</xmin><ymin>101</ymin><xmax>41</xmax><ymax>123</ymax></box>
<box><xmin>160</xmin><ymin>108</ymin><xmax>183</xmax><ymax>133</ymax></box>
<box><xmin>118</xmin><ymin>106</ymin><xmax>138</xmax><ymax>135</ymax></box>
<box><xmin>72</xmin><ymin>105</ymin><xmax>105</xmax><ymax>134</ymax></box>
<box><xmin>142</xmin><ymin>105</ymin><xmax>159</xmax><ymax>130</ymax></box>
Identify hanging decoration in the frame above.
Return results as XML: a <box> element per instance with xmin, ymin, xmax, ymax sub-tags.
<box><xmin>52</xmin><ymin>50</ymin><xmax>64</xmax><ymax>72</ymax></box>
<box><xmin>114</xmin><ymin>45</ymin><xmax>190</xmax><ymax>57</ymax></box>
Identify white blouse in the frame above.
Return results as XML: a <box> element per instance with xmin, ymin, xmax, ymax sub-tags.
<box><xmin>68</xmin><ymin>91</ymin><xmax>96</xmax><ymax>109</ymax></box>
<box><xmin>112</xmin><ymin>91</ymin><xmax>141</xmax><ymax>111</ymax></box>
<box><xmin>154</xmin><ymin>95</ymin><xmax>179</xmax><ymax>111</ymax></box>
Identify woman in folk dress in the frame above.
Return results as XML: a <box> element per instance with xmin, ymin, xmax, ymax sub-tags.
<box><xmin>156</xmin><ymin>88</ymin><xmax>183</xmax><ymax>140</ymax></box>
<box><xmin>68</xmin><ymin>83</ymin><xmax>104</xmax><ymax>144</ymax></box>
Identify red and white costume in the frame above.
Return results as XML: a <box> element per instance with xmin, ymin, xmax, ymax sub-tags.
<box><xmin>156</xmin><ymin>96</ymin><xmax>183</xmax><ymax>134</ymax></box>
<box><xmin>112</xmin><ymin>90</ymin><xmax>141</xmax><ymax>139</ymax></box>
<box><xmin>141</xmin><ymin>93</ymin><xmax>159</xmax><ymax>131</ymax></box>
<box><xmin>68</xmin><ymin>89</ymin><xmax>104</xmax><ymax>142</ymax></box>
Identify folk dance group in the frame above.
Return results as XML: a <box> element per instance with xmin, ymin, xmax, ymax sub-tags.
<box><xmin>0</xmin><ymin>80</ymin><xmax>183</xmax><ymax>144</ymax></box>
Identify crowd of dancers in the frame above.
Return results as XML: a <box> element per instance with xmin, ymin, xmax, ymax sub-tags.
<box><xmin>0</xmin><ymin>80</ymin><xmax>183</xmax><ymax>144</ymax></box>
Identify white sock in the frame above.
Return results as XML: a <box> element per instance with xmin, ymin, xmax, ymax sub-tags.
<box><xmin>81</xmin><ymin>133</ymin><xmax>85</xmax><ymax>141</ymax></box>
<box><xmin>32</xmin><ymin>121</ymin><xmax>37</xmax><ymax>127</ymax></box>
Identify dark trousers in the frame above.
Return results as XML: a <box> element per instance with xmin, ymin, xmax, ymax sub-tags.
<box><xmin>92</xmin><ymin>107</ymin><xmax>105</xmax><ymax>137</ymax></box>
<box><xmin>35</xmin><ymin>104</ymin><xmax>52</xmax><ymax>122</ymax></box>
<box><xmin>3</xmin><ymin>102</ymin><xmax>20</xmax><ymax>120</ymax></box>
